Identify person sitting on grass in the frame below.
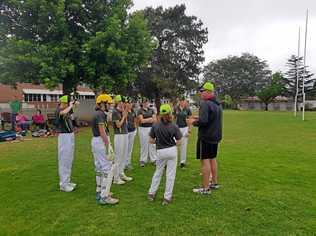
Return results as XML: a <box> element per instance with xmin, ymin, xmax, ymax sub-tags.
<box><xmin>16</xmin><ymin>112</ymin><xmax>31</xmax><ymax>131</ymax></box>
<box><xmin>148</xmin><ymin>104</ymin><xmax>182</xmax><ymax>205</ymax></box>
<box><xmin>32</xmin><ymin>109</ymin><xmax>46</xmax><ymax>129</ymax></box>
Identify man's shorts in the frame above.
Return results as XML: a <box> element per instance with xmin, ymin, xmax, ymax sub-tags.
<box><xmin>196</xmin><ymin>139</ymin><xmax>218</xmax><ymax>160</ymax></box>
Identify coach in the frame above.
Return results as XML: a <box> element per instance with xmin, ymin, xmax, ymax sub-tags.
<box><xmin>191</xmin><ymin>82</ymin><xmax>223</xmax><ymax>195</ymax></box>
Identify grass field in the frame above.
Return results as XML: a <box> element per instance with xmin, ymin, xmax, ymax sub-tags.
<box><xmin>1</xmin><ymin>111</ymin><xmax>316</xmax><ymax>235</ymax></box>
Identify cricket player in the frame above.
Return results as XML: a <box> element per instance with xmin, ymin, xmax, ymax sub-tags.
<box><xmin>56</xmin><ymin>95</ymin><xmax>78</xmax><ymax>192</ymax></box>
<box><xmin>148</xmin><ymin>104</ymin><xmax>182</xmax><ymax>205</ymax></box>
<box><xmin>174</xmin><ymin>98</ymin><xmax>192</xmax><ymax>168</ymax></box>
<box><xmin>112</xmin><ymin>95</ymin><xmax>133</xmax><ymax>184</ymax></box>
<box><xmin>91</xmin><ymin>94</ymin><xmax>119</xmax><ymax>205</ymax></box>
<box><xmin>125</xmin><ymin>99</ymin><xmax>137</xmax><ymax>170</ymax></box>
<box><xmin>138</xmin><ymin>99</ymin><xmax>157</xmax><ymax>167</ymax></box>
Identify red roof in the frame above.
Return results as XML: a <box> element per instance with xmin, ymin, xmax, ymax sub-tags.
<box><xmin>0</xmin><ymin>83</ymin><xmax>94</xmax><ymax>103</ymax></box>
<box><xmin>0</xmin><ymin>84</ymin><xmax>22</xmax><ymax>103</ymax></box>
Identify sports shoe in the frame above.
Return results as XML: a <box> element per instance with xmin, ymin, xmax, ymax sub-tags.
<box><xmin>113</xmin><ymin>178</ymin><xmax>126</xmax><ymax>185</ymax></box>
<box><xmin>120</xmin><ymin>173</ymin><xmax>133</xmax><ymax>182</ymax></box>
<box><xmin>140</xmin><ymin>161</ymin><xmax>145</xmax><ymax>167</ymax></box>
<box><xmin>209</xmin><ymin>184</ymin><xmax>220</xmax><ymax>190</ymax></box>
<box><xmin>162</xmin><ymin>198</ymin><xmax>171</xmax><ymax>205</ymax></box>
<box><xmin>69</xmin><ymin>182</ymin><xmax>77</xmax><ymax>189</ymax></box>
<box><xmin>60</xmin><ymin>184</ymin><xmax>75</xmax><ymax>192</ymax></box>
<box><xmin>98</xmin><ymin>196</ymin><xmax>119</xmax><ymax>205</ymax></box>
<box><xmin>97</xmin><ymin>191</ymin><xmax>113</xmax><ymax>201</ymax></box>
<box><xmin>192</xmin><ymin>187</ymin><xmax>211</xmax><ymax>195</ymax></box>
<box><xmin>148</xmin><ymin>193</ymin><xmax>155</xmax><ymax>202</ymax></box>
<box><xmin>180</xmin><ymin>163</ymin><xmax>186</xmax><ymax>168</ymax></box>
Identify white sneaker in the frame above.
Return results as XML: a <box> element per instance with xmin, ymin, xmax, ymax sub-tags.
<box><xmin>60</xmin><ymin>184</ymin><xmax>75</xmax><ymax>192</ymax></box>
<box><xmin>120</xmin><ymin>173</ymin><xmax>133</xmax><ymax>182</ymax></box>
<box><xmin>192</xmin><ymin>187</ymin><xmax>211</xmax><ymax>195</ymax></box>
<box><xmin>113</xmin><ymin>178</ymin><xmax>126</xmax><ymax>185</ymax></box>
<box><xmin>69</xmin><ymin>182</ymin><xmax>77</xmax><ymax>189</ymax></box>
<box><xmin>99</xmin><ymin>196</ymin><xmax>119</xmax><ymax>205</ymax></box>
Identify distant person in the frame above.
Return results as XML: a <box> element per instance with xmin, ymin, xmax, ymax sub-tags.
<box><xmin>148</xmin><ymin>104</ymin><xmax>182</xmax><ymax>205</ymax></box>
<box><xmin>16</xmin><ymin>112</ymin><xmax>31</xmax><ymax>131</ymax></box>
<box><xmin>174</xmin><ymin>98</ymin><xmax>192</xmax><ymax>168</ymax></box>
<box><xmin>56</xmin><ymin>95</ymin><xmax>79</xmax><ymax>192</ymax></box>
<box><xmin>32</xmin><ymin>109</ymin><xmax>46</xmax><ymax>129</ymax></box>
<box><xmin>9</xmin><ymin>95</ymin><xmax>21</xmax><ymax>131</ymax></box>
<box><xmin>191</xmin><ymin>82</ymin><xmax>222</xmax><ymax>195</ymax></box>
<box><xmin>138</xmin><ymin>99</ymin><xmax>157</xmax><ymax>167</ymax></box>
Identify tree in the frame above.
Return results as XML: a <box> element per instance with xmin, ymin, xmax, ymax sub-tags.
<box><xmin>283</xmin><ymin>55</ymin><xmax>315</xmax><ymax>100</ymax></box>
<box><xmin>81</xmin><ymin>4</ymin><xmax>154</xmax><ymax>93</ymax></box>
<box><xmin>257</xmin><ymin>72</ymin><xmax>284</xmax><ymax>111</ymax></box>
<box><xmin>134</xmin><ymin>4</ymin><xmax>208</xmax><ymax>109</ymax></box>
<box><xmin>203</xmin><ymin>53</ymin><xmax>271</xmax><ymax>103</ymax></box>
<box><xmin>0</xmin><ymin>0</ymin><xmax>153</xmax><ymax>94</ymax></box>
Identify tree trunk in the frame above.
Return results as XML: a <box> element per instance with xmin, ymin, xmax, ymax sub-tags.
<box><xmin>265</xmin><ymin>103</ymin><xmax>269</xmax><ymax>111</ymax></box>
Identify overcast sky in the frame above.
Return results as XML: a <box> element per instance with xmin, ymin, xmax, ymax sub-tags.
<box><xmin>132</xmin><ymin>0</ymin><xmax>316</xmax><ymax>73</ymax></box>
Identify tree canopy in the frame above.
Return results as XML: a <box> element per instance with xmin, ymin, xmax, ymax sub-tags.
<box><xmin>0</xmin><ymin>0</ymin><xmax>153</xmax><ymax>94</ymax></box>
<box><xmin>283</xmin><ymin>55</ymin><xmax>315</xmax><ymax>100</ymax></box>
<box><xmin>133</xmin><ymin>4</ymin><xmax>208</xmax><ymax>105</ymax></box>
<box><xmin>203</xmin><ymin>53</ymin><xmax>271</xmax><ymax>103</ymax></box>
<box><xmin>257</xmin><ymin>72</ymin><xmax>284</xmax><ymax>111</ymax></box>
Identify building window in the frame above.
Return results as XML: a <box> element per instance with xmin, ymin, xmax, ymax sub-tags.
<box><xmin>43</xmin><ymin>94</ymin><xmax>46</xmax><ymax>102</ymax></box>
<box><xmin>30</xmin><ymin>94</ymin><xmax>41</xmax><ymax>102</ymax></box>
<box><xmin>24</xmin><ymin>94</ymin><xmax>29</xmax><ymax>102</ymax></box>
<box><xmin>85</xmin><ymin>95</ymin><xmax>95</xmax><ymax>100</ymax></box>
<box><xmin>50</xmin><ymin>95</ymin><xmax>58</xmax><ymax>102</ymax></box>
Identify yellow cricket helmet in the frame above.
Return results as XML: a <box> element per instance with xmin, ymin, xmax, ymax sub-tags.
<box><xmin>96</xmin><ymin>94</ymin><xmax>113</xmax><ymax>104</ymax></box>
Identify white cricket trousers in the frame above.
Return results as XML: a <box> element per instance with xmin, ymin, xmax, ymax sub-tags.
<box><xmin>126</xmin><ymin>130</ymin><xmax>137</xmax><ymax>167</ymax></box>
<box><xmin>114</xmin><ymin>134</ymin><xmax>128</xmax><ymax>180</ymax></box>
<box><xmin>148</xmin><ymin>146</ymin><xmax>178</xmax><ymax>200</ymax></box>
<box><xmin>91</xmin><ymin>137</ymin><xmax>112</xmax><ymax>193</ymax></box>
<box><xmin>139</xmin><ymin>127</ymin><xmax>157</xmax><ymax>163</ymax></box>
<box><xmin>179</xmin><ymin>127</ymin><xmax>189</xmax><ymax>164</ymax></box>
<box><xmin>58</xmin><ymin>132</ymin><xmax>75</xmax><ymax>187</ymax></box>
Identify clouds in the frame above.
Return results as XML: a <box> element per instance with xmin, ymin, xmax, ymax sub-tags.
<box><xmin>132</xmin><ymin>0</ymin><xmax>316</xmax><ymax>73</ymax></box>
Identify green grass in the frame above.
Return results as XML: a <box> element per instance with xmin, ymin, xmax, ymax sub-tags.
<box><xmin>1</xmin><ymin>111</ymin><xmax>316</xmax><ymax>235</ymax></box>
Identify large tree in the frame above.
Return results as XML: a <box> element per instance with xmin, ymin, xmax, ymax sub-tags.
<box><xmin>81</xmin><ymin>3</ymin><xmax>154</xmax><ymax>93</ymax></box>
<box><xmin>0</xmin><ymin>0</ymin><xmax>153</xmax><ymax>94</ymax></box>
<box><xmin>257</xmin><ymin>72</ymin><xmax>284</xmax><ymax>111</ymax></box>
<box><xmin>203</xmin><ymin>53</ymin><xmax>271</xmax><ymax>103</ymax></box>
<box><xmin>283</xmin><ymin>55</ymin><xmax>315</xmax><ymax>100</ymax></box>
<box><xmin>134</xmin><ymin>4</ymin><xmax>208</xmax><ymax>108</ymax></box>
